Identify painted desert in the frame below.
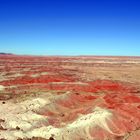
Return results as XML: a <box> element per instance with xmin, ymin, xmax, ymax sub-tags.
<box><xmin>0</xmin><ymin>54</ymin><xmax>140</xmax><ymax>140</ymax></box>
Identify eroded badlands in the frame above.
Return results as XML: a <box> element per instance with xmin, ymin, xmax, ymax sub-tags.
<box><xmin>0</xmin><ymin>54</ymin><xmax>140</xmax><ymax>140</ymax></box>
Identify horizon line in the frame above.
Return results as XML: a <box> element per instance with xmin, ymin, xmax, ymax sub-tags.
<box><xmin>0</xmin><ymin>52</ymin><xmax>140</xmax><ymax>57</ymax></box>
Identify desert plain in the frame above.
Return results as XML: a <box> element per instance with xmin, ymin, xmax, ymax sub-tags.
<box><xmin>0</xmin><ymin>54</ymin><xmax>140</xmax><ymax>140</ymax></box>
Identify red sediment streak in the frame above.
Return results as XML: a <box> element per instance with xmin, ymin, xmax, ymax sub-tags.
<box><xmin>44</xmin><ymin>80</ymin><xmax>134</xmax><ymax>94</ymax></box>
<box><xmin>40</xmin><ymin>111</ymin><xmax>55</xmax><ymax>117</ymax></box>
<box><xmin>123</xmin><ymin>95</ymin><xmax>140</xmax><ymax>103</ymax></box>
<box><xmin>0</xmin><ymin>75</ymin><xmax>76</xmax><ymax>86</ymax></box>
<box><xmin>137</xmin><ymin>105</ymin><xmax>140</xmax><ymax>109</ymax></box>
<box><xmin>89</xmin><ymin>80</ymin><xmax>131</xmax><ymax>92</ymax></box>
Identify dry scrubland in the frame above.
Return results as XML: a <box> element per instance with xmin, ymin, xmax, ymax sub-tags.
<box><xmin>0</xmin><ymin>54</ymin><xmax>140</xmax><ymax>140</ymax></box>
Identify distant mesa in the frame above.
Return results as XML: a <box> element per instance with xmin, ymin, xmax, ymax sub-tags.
<box><xmin>0</xmin><ymin>52</ymin><xmax>14</xmax><ymax>55</ymax></box>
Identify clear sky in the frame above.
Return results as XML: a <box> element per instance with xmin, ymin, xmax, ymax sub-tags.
<box><xmin>0</xmin><ymin>0</ymin><xmax>140</xmax><ymax>56</ymax></box>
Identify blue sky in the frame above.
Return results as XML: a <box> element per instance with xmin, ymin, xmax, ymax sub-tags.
<box><xmin>0</xmin><ymin>0</ymin><xmax>140</xmax><ymax>56</ymax></box>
